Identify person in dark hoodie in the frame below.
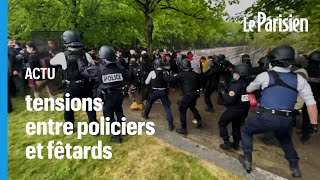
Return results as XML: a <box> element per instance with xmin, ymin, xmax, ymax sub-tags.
<box><xmin>10</xmin><ymin>39</ymin><xmax>27</xmax><ymax>97</ymax></box>
<box><xmin>27</xmin><ymin>41</ymin><xmax>55</xmax><ymax>98</ymax></box>
<box><xmin>128</xmin><ymin>57</ymin><xmax>144</xmax><ymax>110</ymax></box>
<box><xmin>117</xmin><ymin>49</ymin><xmax>128</xmax><ymax>70</ymax></box>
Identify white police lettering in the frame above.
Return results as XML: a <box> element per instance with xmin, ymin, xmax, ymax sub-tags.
<box><xmin>241</xmin><ymin>94</ymin><xmax>249</xmax><ymax>102</ymax></box>
<box><xmin>102</xmin><ymin>73</ymin><xmax>123</xmax><ymax>83</ymax></box>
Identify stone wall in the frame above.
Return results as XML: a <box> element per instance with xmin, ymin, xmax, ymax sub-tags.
<box><xmin>181</xmin><ymin>46</ymin><xmax>266</xmax><ymax>66</ymax></box>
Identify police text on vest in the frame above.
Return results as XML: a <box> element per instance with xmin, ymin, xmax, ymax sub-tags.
<box><xmin>102</xmin><ymin>73</ymin><xmax>123</xmax><ymax>83</ymax></box>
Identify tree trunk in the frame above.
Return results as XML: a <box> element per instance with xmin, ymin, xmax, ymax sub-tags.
<box><xmin>145</xmin><ymin>14</ymin><xmax>154</xmax><ymax>57</ymax></box>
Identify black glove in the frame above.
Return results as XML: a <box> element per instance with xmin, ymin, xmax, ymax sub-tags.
<box><xmin>311</xmin><ymin>124</ymin><xmax>318</xmax><ymax>133</ymax></box>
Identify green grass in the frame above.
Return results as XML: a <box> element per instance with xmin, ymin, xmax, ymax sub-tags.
<box><xmin>9</xmin><ymin>96</ymin><xmax>240</xmax><ymax>180</ymax></box>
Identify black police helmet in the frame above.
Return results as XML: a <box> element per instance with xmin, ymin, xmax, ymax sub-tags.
<box><xmin>62</xmin><ymin>30</ymin><xmax>83</xmax><ymax>47</ymax></box>
<box><xmin>241</xmin><ymin>54</ymin><xmax>250</xmax><ymax>59</ymax></box>
<box><xmin>212</xmin><ymin>55</ymin><xmax>222</xmax><ymax>65</ymax></box>
<box><xmin>233</xmin><ymin>63</ymin><xmax>252</xmax><ymax>77</ymax></box>
<box><xmin>268</xmin><ymin>45</ymin><xmax>295</xmax><ymax>67</ymax></box>
<box><xmin>294</xmin><ymin>57</ymin><xmax>308</xmax><ymax>68</ymax></box>
<box><xmin>218</xmin><ymin>54</ymin><xmax>226</xmax><ymax>61</ymax></box>
<box><xmin>181</xmin><ymin>58</ymin><xmax>192</xmax><ymax>71</ymax></box>
<box><xmin>242</xmin><ymin>59</ymin><xmax>251</xmax><ymax>66</ymax></box>
<box><xmin>241</xmin><ymin>54</ymin><xmax>251</xmax><ymax>64</ymax></box>
<box><xmin>258</xmin><ymin>57</ymin><xmax>268</xmax><ymax>64</ymax></box>
<box><xmin>258</xmin><ymin>56</ymin><xmax>270</xmax><ymax>70</ymax></box>
<box><xmin>98</xmin><ymin>46</ymin><xmax>117</xmax><ymax>65</ymax></box>
<box><xmin>308</xmin><ymin>51</ymin><xmax>320</xmax><ymax>61</ymax></box>
<box><xmin>153</xmin><ymin>58</ymin><xmax>163</xmax><ymax>68</ymax></box>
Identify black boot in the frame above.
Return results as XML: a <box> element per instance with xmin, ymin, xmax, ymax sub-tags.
<box><xmin>220</xmin><ymin>141</ymin><xmax>232</xmax><ymax>151</ymax></box>
<box><xmin>289</xmin><ymin>162</ymin><xmax>302</xmax><ymax>178</ymax></box>
<box><xmin>239</xmin><ymin>153</ymin><xmax>252</xmax><ymax>173</ymax></box>
<box><xmin>169</xmin><ymin>123</ymin><xmax>175</xmax><ymax>131</ymax></box>
<box><xmin>141</xmin><ymin>112</ymin><xmax>148</xmax><ymax>119</ymax></box>
<box><xmin>300</xmin><ymin>134</ymin><xmax>311</xmax><ymax>144</ymax></box>
<box><xmin>111</xmin><ymin>135</ymin><xmax>122</xmax><ymax>144</ymax></box>
<box><xmin>176</xmin><ymin>128</ymin><xmax>187</xmax><ymax>136</ymax></box>
<box><xmin>196</xmin><ymin>121</ymin><xmax>203</xmax><ymax>129</ymax></box>
<box><xmin>232</xmin><ymin>142</ymin><xmax>240</xmax><ymax>151</ymax></box>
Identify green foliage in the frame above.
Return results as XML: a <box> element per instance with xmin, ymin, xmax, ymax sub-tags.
<box><xmin>8</xmin><ymin>0</ymin><xmax>245</xmax><ymax>49</ymax></box>
<box><xmin>249</xmin><ymin>31</ymin><xmax>320</xmax><ymax>53</ymax></box>
<box><xmin>243</xmin><ymin>0</ymin><xmax>320</xmax><ymax>51</ymax></box>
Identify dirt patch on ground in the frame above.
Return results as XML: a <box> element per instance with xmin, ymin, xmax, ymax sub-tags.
<box><xmin>123</xmin><ymin>88</ymin><xmax>320</xmax><ymax>180</ymax></box>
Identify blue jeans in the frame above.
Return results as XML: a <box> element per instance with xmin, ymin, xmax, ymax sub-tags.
<box><xmin>144</xmin><ymin>90</ymin><xmax>173</xmax><ymax>124</ymax></box>
<box><xmin>242</xmin><ymin>113</ymin><xmax>299</xmax><ymax>163</ymax></box>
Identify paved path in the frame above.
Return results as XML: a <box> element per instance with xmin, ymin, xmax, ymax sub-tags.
<box><xmin>152</xmin><ymin>125</ymin><xmax>288</xmax><ymax>180</ymax></box>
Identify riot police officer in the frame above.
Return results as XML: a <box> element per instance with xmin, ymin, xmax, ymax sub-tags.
<box><xmin>301</xmin><ymin>51</ymin><xmax>320</xmax><ymax>144</ymax></box>
<box><xmin>204</xmin><ymin>55</ymin><xmax>224</xmax><ymax>112</ymax></box>
<box><xmin>99</xmin><ymin>46</ymin><xmax>129</xmax><ymax>143</ymax></box>
<box><xmin>142</xmin><ymin>58</ymin><xmax>174</xmax><ymax>131</ymax></box>
<box><xmin>78</xmin><ymin>45</ymin><xmax>129</xmax><ymax>143</ymax></box>
<box><xmin>171</xmin><ymin>59</ymin><xmax>202</xmax><ymax>135</ymax></box>
<box><xmin>50</xmin><ymin>30</ymin><xmax>97</xmax><ymax>127</ymax></box>
<box><xmin>218</xmin><ymin>63</ymin><xmax>252</xmax><ymax>151</ymax></box>
<box><xmin>240</xmin><ymin>45</ymin><xmax>318</xmax><ymax>177</ymax></box>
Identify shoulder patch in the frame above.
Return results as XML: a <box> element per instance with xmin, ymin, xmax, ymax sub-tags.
<box><xmin>229</xmin><ymin>91</ymin><xmax>235</xmax><ymax>97</ymax></box>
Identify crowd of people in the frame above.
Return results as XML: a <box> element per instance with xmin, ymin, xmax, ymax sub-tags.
<box><xmin>7</xmin><ymin>30</ymin><xmax>319</xmax><ymax>178</ymax></box>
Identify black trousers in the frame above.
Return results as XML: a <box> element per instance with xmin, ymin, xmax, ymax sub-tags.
<box><xmin>64</xmin><ymin>86</ymin><xmax>97</xmax><ymax>124</ymax></box>
<box><xmin>179</xmin><ymin>93</ymin><xmax>201</xmax><ymax>130</ymax></box>
<box><xmin>13</xmin><ymin>75</ymin><xmax>26</xmax><ymax>96</ymax></box>
<box><xmin>204</xmin><ymin>82</ymin><xmax>217</xmax><ymax>109</ymax></box>
<box><xmin>102</xmin><ymin>91</ymin><xmax>125</xmax><ymax>123</ymax></box>
<box><xmin>218</xmin><ymin>109</ymin><xmax>248</xmax><ymax>143</ymax></box>
<box><xmin>8</xmin><ymin>89</ymin><xmax>12</xmax><ymax>113</ymax></box>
